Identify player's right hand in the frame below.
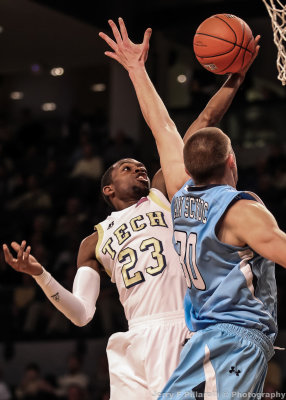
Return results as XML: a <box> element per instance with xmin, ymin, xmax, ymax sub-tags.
<box><xmin>237</xmin><ymin>34</ymin><xmax>261</xmax><ymax>81</ymax></box>
<box><xmin>99</xmin><ymin>17</ymin><xmax>152</xmax><ymax>71</ymax></box>
<box><xmin>3</xmin><ymin>240</ymin><xmax>43</xmax><ymax>276</ymax></box>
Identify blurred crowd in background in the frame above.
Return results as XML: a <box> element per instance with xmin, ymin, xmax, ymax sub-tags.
<box><xmin>0</xmin><ymin>352</ymin><xmax>110</xmax><ymax>400</ymax></box>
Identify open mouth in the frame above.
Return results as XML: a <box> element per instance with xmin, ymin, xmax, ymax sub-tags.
<box><xmin>136</xmin><ymin>174</ymin><xmax>149</xmax><ymax>184</ymax></box>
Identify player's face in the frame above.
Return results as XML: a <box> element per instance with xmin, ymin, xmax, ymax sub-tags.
<box><xmin>111</xmin><ymin>159</ymin><xmax>150</xmax><ymax>202</ymax></box>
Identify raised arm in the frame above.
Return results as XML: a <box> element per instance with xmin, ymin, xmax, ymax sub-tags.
<box><xmin>3</xmin><ymin>235</ymin><xmax>101</xmax><ymax>327</ymax></box>
<box><xmin>99</xmin><ymin>18</ymin><xmax>188</xmax><ymax>200</ymax></box>
<box><xmin>183</xmin><ymin>37</ymin><xmax>260</xmax><ymax>143</ymax></box>
<box><xmin>99</xmin><ymin>19</ymin><xmax>260</xmax><ymax>200</ymax></box>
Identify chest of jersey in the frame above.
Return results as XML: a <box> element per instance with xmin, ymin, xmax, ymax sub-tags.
<box><xmin>100</xmin><ymin>209</ymin><xmax>168</xmax><ymax>262</ymax></box>
<box><xmin>95</xmin><ymin>189</ymin><xmax>186</xmax><ymax>319</ymax></box>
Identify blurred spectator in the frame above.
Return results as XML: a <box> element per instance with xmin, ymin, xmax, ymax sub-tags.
<box><xmin>28</xmin><ymin>214</ymin><xmax>52</xmax><ymax>250</ymax></box>
<box><xmin>12</xmin><ymin>274</ymin><xmax>38</xmax><ymax>334</ymax></box>
<box><xmin>91</xmin><ymin>354</ymin><xmax>109</xmax><ymax>400</ymax></box>
<box><xmin>55</xmin><ymin>197</ymin><xmax>89</xmax><ymax>248</ymax></box>
<box><xmin>70</xmin><ymin>143</ymin><xmax>103</xmax><ymax>181</ymax></box>
<box><xmin>96</xmin><ymin>273</ymin><xmax>127</xmax><ymax>337</ymax></box>
<box><xmin>7</xmin><ymin>174</ymin><xmax>52</xmax><ymax>212</ymax></box>
<box><xmin>57</xmin><ymin>354</ymin><xmax>90</xmax><ymax>399</ymax></box>
<box><xmin>103</xmin><ymin>130</ymin><xmax>138</xmax><ymax>168</ymax></box>
<box><xmin>15</xmin><ymin>362</ymin><xmax>57</xmax><ymax>400</ymax></box>
<box><xmin>0</xmin><ymin>367</ymin><xmax>12</xmax><ymax>400</ymax></box>
<box><xmin>65</xmin><ymin>384</ymin><xmax>88</xmax><ymax>400</ymax></box>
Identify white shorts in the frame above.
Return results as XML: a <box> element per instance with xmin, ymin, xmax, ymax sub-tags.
<box><xmin>106</xmin><ymin>310</ymin><xmax>191</xmax><ymax>400</ymax></box>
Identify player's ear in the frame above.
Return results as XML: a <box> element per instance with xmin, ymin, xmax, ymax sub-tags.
<box><xmin>102</xmin><ymin>184</ymin><xmax>114</xmax><ymax>197</ymax></box>
<box><xmin>226</xmin><ymin>153</ymin><xmax>236</xmax><ymax>169</ymax></box>
<box><xmin>185</xmin><ymin>167</ymin><xmax>192</xmax><ymax>177</ymax></box>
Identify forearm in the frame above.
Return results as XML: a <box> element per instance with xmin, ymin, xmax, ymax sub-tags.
<box><xmin>128</xmin><ymin>65</ymin><xmax>187</xmax><ymax>198</ymax></box>
<box><xmin>128</xmin><ymin>66</ymin><xmax>182</xmax><ymax>147</ymax></box>
<box><xmin>33</xmin><ymin>266</ymin><xmax>100</xmax><ymax>327</ymax></box>
<box><xmin>183</xmin><ymin>73</ymin><xmax>243</xmax><ymax>143</ymax></box>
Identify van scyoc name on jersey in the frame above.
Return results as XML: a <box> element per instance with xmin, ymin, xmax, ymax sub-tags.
<box><xmin>173</xmin><ymin>196</ymin><xmax>209</xmax><ymax>224</ymax></box>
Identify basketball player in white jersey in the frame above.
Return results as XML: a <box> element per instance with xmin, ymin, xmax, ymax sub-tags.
<box><xmin>3</xmin><ymin>22</ymin><xmax>255</xmax><ymax>400</ymax></box>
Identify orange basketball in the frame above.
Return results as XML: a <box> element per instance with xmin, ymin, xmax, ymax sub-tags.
<box><xmin>193</xmin><ymin>14</ymin><xmax>255</xmax><ymax>75</ymax></box>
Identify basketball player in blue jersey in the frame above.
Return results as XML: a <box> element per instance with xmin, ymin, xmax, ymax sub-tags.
<box><xmin>97</xmin><ymin>17</ymin><xmax>282</xmax><ymax>400</ymax></box>
<box><xmin>4</xmin><ymin>20</ymin><xmax>259</xmax><ymax>400</ymax></box>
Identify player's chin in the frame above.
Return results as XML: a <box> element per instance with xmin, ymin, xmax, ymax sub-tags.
<box><xmin>133</xmin><ymin>183</ymin><xmax>150</xmax><ymax>198</ymax></box>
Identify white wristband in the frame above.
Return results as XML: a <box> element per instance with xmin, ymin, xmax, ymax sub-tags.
<box><xmin>33</xmin><ymin>267</ymin><xmax>51</xmax><ymax>285</ymax></box>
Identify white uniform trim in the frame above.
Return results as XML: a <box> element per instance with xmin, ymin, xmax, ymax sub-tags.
<box><xmin>148</xmin><ymin>189</ymin><xmax>171</xmax><ymax>212</ymax></box>
<box><xmin>203</xmin><ymin>344</ymin><xmax>217</xmax><ymax>400</ymax></box>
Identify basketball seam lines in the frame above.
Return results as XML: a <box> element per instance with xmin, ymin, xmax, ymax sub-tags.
<box><xmin>215</xmin><ymin>15</ymin><xmax>253</xmax><ymax>55</ymax></box>
<box><xmin>220</xmin><ymin>19</ymin><xmax>245</xmax><ymax>73</ymax></box>
<box><xmin>215</xmin><ymin>15</ymin><xmax>238</xmax><ymax>43</ymax></box>
<box><xmin>195</xmin><ymin>33</ymin><xmax>252</xmax><ymax>54</ymax></box>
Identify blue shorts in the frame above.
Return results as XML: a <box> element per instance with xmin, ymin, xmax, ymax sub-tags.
<box><xmin>157</xmin><ymin>323</ymin><xmax>274</xmax><ymax>400</ymax></box>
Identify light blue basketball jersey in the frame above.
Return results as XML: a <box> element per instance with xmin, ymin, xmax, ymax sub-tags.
<box><xmin>171</xmin><ymin>181</ymin><xmax>277</xmax><ymax>342</ymax></box>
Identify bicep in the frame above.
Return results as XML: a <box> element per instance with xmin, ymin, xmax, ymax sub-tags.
<box><xmin>250</xmin><ymin>226</ymin><xmax>286</xmax><ymax>268</ymax></box>
<box><xmin>77</xmin><ymin>233</ymin><xmax>101</xmax><ymax>273</ymax></box>
<box><xmin>236</xmin><ymin>203</ymin><xmax>286</xmax><ymax>268</ymax></box>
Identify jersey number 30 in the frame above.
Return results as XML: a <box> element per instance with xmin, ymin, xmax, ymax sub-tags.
<box><xmin>119</xmin><ymin>237</ymin><xmax>166</xmax><ymax>289</ymax></box>
<box><xmin>174</xmin><ymin>231</ymin><xmax>205</xmax><ymax>290</ymax></box>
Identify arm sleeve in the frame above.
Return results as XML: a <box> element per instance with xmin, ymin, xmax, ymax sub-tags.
<box><xmin>33</xmin><ymin>266</ymin><xmax>100</xmax><ymax>327</ymax></box>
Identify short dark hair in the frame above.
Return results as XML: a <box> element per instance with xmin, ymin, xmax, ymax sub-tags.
<box><xmin>183</xmin><ymin>127</ymin><xmax>230</xmax><ymax>184</ymax></box>
<box><xmin>101</xmin><ymin>164</ymin><xmax>115</xmax><ymax>207</ymax></box>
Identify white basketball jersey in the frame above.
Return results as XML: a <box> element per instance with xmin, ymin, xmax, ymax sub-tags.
<box><xmin>95</xmin><ymin>188</ymin><xmax>187</xmax><ymax>321</ymax></box>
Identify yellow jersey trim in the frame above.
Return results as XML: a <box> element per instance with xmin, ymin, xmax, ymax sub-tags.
<box><xmin>94</xmin><ymin>223</ymin><xmax>112</xmax><ymax>278</ymax></box>
<box><xmin>149</xmin><ymin>190</ymin><xmax>171</xmax><ymax>212</ymax></box>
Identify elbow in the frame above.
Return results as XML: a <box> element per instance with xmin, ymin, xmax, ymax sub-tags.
<box><xmin>71</xmin><ymin>305</ymin><xmax>96</xmax><ymax>327</ymax></box>
<box><xmin>72</xmin><ymin>314</ymin><xmax>93</xmax><ymax>327</ymax></box>
<box><xmin>73</xmin><ymin>319</ymin><xmax>89</xmax><ymax>327</ymax></box>
<box><xmin>199</xmin><ymin>107</ymin><xmax>220</xmax><ymax>128</ymax></box>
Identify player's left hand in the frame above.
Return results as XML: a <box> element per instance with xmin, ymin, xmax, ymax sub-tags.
<box><xmin>241</xmin><ymin>34</ymin><xmax>261</xmax><ymax>75</ymax></box>
<box><xmin>99</xmin><ymin>17</ymin><xmax>152</xmax><ymax>71</ymax></box>
<box><xmin>232</xmin><ymin>34</ymin><xmax>261</xmax><ymax>83</ymax></box>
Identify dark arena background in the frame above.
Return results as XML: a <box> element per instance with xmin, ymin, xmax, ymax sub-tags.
<box><xmin>0</xmin><ymin>0</ymin><xmax>285</xmax><ymax>399</ymax></box>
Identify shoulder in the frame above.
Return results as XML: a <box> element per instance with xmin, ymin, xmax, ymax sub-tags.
<box><xmin>148</xmin><ymin>187</ymin><xmax>171</xmax><ymax>211</ymax></box>
<box><xmin>77</xmin><ymin>232</ymin><xmax>102</xmax><ymax>272</ymax></box>
<box><xmin>151</xmin><ymin>169</ymin><xmax>168</xmax><ymax>198</ymax></box>
<box><xmin>243</xmin><ymin>190</ymin><xmax>265</xmax><ymax>206</ymax></box>
<box><xmin>79</xmin><ymin>231</ymin><xmax>98</xmax><ymax>248</ymax></box>
<box><xmin>216</xmin><ymin>199</ymin><xmax>269</xmax><ymax>247</ymax></box>
<box><xmin>223</xmin><ymin>198</ymin><xmax>272</xmax><ymax>231</ymax></box>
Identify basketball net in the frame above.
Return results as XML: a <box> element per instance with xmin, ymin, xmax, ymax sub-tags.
<box><xmin>261</xmin><ymin>0</ymin><xmax>286</xmax><ymax>86</ymax></box>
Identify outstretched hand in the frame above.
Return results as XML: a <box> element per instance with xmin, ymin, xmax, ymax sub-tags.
<box><xmin>99</xmin><ymin>17</ymin><xmax>152</xmax><ymax>71</ymax></box>
<box><xmin>233</xmin><ymin>35</ymin><xmax>261</xmax><ymax>83</ymax></box>
<box><xmin>242</xmin><ymin>35</ymin><xmax>261</xmax><ymax>74</ymax></box>
<box><xmin>3</xmin><ymin>240</ymin><xmax>43</xmax><ymax>276</ymax></box>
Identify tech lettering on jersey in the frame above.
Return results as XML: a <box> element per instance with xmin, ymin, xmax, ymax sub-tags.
<box><xmin>102</xmin><ymin>211</ymin><xmax>168</xmax><ymax>260</ymax></box>
<box><xmin>173</xmin><ymin>195</ymin><xmax>209</xmax><ymax>224</ymax></box>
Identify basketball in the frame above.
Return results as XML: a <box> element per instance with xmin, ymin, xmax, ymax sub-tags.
<box><xmin>193</xmin><ymin>14</ymin><xmax>255</xmax><ymax>75</ymax></box>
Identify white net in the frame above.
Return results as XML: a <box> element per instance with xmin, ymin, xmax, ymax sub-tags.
<box><xmin>261</xmin><ymin>0</ymin><xmax>286</xmax><ymax>85</ymax></box>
